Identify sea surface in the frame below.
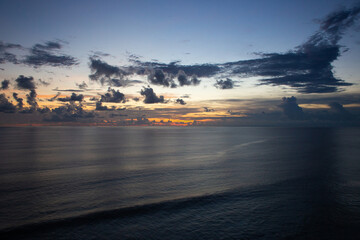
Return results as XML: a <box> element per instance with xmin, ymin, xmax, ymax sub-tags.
<box><xmin>0</xmin><ymin>126</ymin><xmax>360</xmax><ymax>239</ymax></box>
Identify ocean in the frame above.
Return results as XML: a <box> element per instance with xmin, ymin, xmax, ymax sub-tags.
<box><xmin>0</xmin><ymin>126</ymin><xmax>360</xmax><ymax>239</ymax></box>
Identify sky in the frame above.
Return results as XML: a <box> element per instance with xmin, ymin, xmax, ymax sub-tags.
<box><xmin>0</xmin><ymin>0</ymin><xmax>360</xmax><ymax>126</ymax></box>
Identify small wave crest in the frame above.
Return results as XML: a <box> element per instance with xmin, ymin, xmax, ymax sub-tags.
<box><xmin>0</xmin><ymin>176</ymin><xmax>306</xmax><ymax>238</ymax></box>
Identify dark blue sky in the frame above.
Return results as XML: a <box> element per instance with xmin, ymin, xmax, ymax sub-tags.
<box><xmin>1</xmin><ymin>0</ymin><xmax>358</xmax><ymax>63</ymax></box>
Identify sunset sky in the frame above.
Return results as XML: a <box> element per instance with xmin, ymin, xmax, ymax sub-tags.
<box><xmin>1</xmin><ymin>0</ymin><xmax>360</xmax><ymax>126</ymax></box>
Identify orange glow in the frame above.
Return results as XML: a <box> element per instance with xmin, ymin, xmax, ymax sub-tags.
<box><xmin>344</xmin><ymin>104</ymin><xmax>360</xmax><ymax>108</ymax></box>
<box><xmin>0</xmin><ymin>117</ymin><xmax>224</xmax><ymax>127</ymax></box>
<box><xmin>299</xmin><ymin>104</ymin><xmax>330</xmax><ymax>109</ymax></box>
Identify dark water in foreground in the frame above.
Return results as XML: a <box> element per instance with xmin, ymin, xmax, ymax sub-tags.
<box><xmin>0</xmin><ymin>127</ymin><xmax>360</xmax><ymax>239</ymax></box>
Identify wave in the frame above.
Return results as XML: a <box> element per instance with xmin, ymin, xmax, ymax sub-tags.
<box><xmin>0</xmin><ymin>176</ymin><xmax>308</xmax><ymax>237</ymax></box>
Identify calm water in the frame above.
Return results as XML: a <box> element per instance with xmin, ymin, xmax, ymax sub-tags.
<box><xmin>0</xmin><ymin>126</ymin><xmax>360</xmax><ymax>239</ymax></box>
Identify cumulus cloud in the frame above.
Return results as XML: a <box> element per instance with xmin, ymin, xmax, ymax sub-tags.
<box><xmin>130</xmin><ymin>59</ymin><xmax>220</xmax><ymax>79</ymax></box>
<box><xmin>89</xmin><ymin>57</ymin><xmax>122</xmax><ymax>81</ymax></box>
<box><xmin>175</xmin><ymin>98</ymin><xmax>186</xmax><ymax>105</ymax></box>
<box><xmin>88</xmin><ymin>56</ymin><xmax>143</xmax><ymax>87</ymax></box>
<box><xmin>0</xmin><ymin>93</ymin><xmax>16</xmax><ymax>113</ymax></box>
<box><xmin>45</xmin><ymin>103</ymin><xmax>95</xmax><ymax>122</ymax></box>
<box><xmin>58</xmin><ymin>93</ymin><xmax>84</xmax><ymax>102</ymax></box>
<box><xmin>279</xmin><ymin>96</ymin><xmax>304</xmax><ymax>120</ymax></box>
<box><xmin>37</xmin><ymin>107</ymin><xmax>51</xmax><ymax>114</ymax></box>
<box><xmin>95</xmin><ymin>102</ymin><xmax>115</xmax><ymax>111</ymax></box>
<box><xmin>214</xmin><ymin>78</ymin><xmax>234</xmax><ymax>89</ymax></box>
<box><xmin>204</xmin><ymin>107</ymin><xmax>215</xmax><ymax>112</ymax></box>
<box><xmin>16</xmin><ymin>75</ymin><xmax>36</xmax><ymax>90</ymax></box>
<box><xmin>1</xmin><ymin>80</ymin><xmax>10</xmax><ymax>90</ymax></box>
<box><xmin>328</xmin><ymin>102</ymin><xmax>353</xmax><ymax>120</ymax></box>
<box><xmin>140</xmin><ymin>87</ymin><xmax>166</xmax><ymax>104</ymax></box>
<box><xmin>76</xmin><ymin>81</ymin><xmax>88</xmax><ymax>90</ymax></box>
<box><xmin>24</xmin><ymin>41</ymin><xmax>78</xmax><ymax>67</ymax></box>
<box><xmin>177</xmin><ymin>70</ymin><xmax>201</xmax><ymax>86</ymax></box>
<box><xmin>13</xmin><ymin>93</ymin><xmax>23</xmax><ymax>109</ymax></box>
<box><xmin>148</xmin><ymin>69</ymin><xmax>177</xmax><ymax>88</ymax></box>
<box><xmin>100</xmin><ymin>88</ymin><xmax>126</xmax><ymax>103</ymax></box>
<box><xmin>89</xmin><ymin>57</ymin><xmax>204</xmax><ymax>88</ymax></box>
<box><xmin>26</xmin><ymin>89</ymin><xmax>38</xmax><ymax>110</ymax></box>
<box><xmin>89</xmin><ymin>57</ymin><xmax>125</xmax><ymax>83</ymax></box>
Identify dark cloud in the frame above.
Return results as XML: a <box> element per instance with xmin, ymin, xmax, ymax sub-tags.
<box><xmin>24</xmin><ymin>41</ymin><xmax>78</xmax><ymax>67</ymax></box>
<box><xmin>177</xmin><ymin>70</ymin><xmax>201</xmax><ymax>86</ymax></box>
<box><xmin>279</xmin><ymin>96</ymin><xmax>304</xmax><ymax>120</ymax></box>
<box><xmin>100</xmin><ymin>88</ymin><xmax>126</xmax><ymax>103</ymax></box>
<box><xmin>126</xmin><ymin>60</ymin><xmax>216</xmax><ymax>88</ymax></box>
<box><xmin>175</xmin><ymin>98</ymin><xmax>186</xmax><ymax>105</ymax></box>
<box><xmin>88</xmin><ymin>57</ymin><xmax>142</xmax><ymax>87</ymax></box>
<box><xmin>89</xmin><ymin>96</ymin><xmax>99</xmax><ymax>101</ymax></box>
<box><xmin>140</xmin><ymin>87</ymin><xmax>166</xmax><ymax>104</ymax></box>
<box><xmin>0</xmin><ymin>93</ymin><xmax>16</xmax><ymax>113</ymax></box>
<box><xmin>1</xmin><ymin>80</ymin><xmax>10</xmax><ymax>90</ymax></box>
<box><xmin>95</xmin><ymin>102</ymin><xmax>115</xmax><ymax>111</ymax></box>
<box><xmin>89</xmin><ymin>57</ymin><xmax>122</xmax><ymax>79</ymax></box>
<box><xmin>16</xmin><ymin>75</ymin><xmax>36</xmax><ymax>90</ymax></box>
<box><xmin>45</xmin><ymin>103</ymin><xmax>95</xmax><ymax>122</ymax></box>
<box><xmin>127</xmin><ymin>57</ymin><xmax>203</xmax><ymax>88</ymax></box>
<box><xmin>48</xmin><ymin>92</ymin><xmax>60</xmax><ymax>102</ymax></box>
<box><xmin>13</xmin><ymin>93</ymin><xmax>23</xmax><ymax>109</ymax></box>
<box><xmin>130</xmin><ymin>59</ymin><xmax>220</xmax><ymax>78</ymax></box>
<box><xmin>329</xmin><ymin>102</ymin><xmax>348</xmax><ymax>113</ymax></box>
<box><xmin>319</xmin><ymin>6</ymin><xmax>360</xmax><ymax>41</ymax></box>
<box><xmin>76</xmin><ymin>81</ymin><xmax>88</xmax><ymax>90</ymax></box>
<box><xmin>133</xmin><ymin>116</ymin><xmax>151</xmax><ymax>125</ymax></box>
<box><xmin>37</xmin><ymin>107</ymin><xmax>51</xmax><ymax>114</ymax></box>
<box><xmin>38</xmin><ymin>79</ymin><xmax>50</xmax><ymax>86</ymax></box>
<box><xmin>0</xmin><ymin>41</ymin><xmax>22</xmax><ymax>64</ymax></box>
<box><xmin>204</xmin><ymin>107</ymin><xmax>215</xmax><ymax>112</ymax></box>
<box><xmin>328</xmin><ymin>102</ymin><xmax>354</xmax><ymax>120</ymax></box>
<box><xmin>89</xmin><ymin>57</ymin><xmax>128</xmax><ymax>85</ymax></box>
<box><xmin>26</xmin><ymin>89</ymin><xmax>38</xmax><ymax>110</ymax></box>
<box><xmin>214</xmin><ymin>78</ymin><xmax>234</xmax><ymax>89</ymax></box>
<box><xmin>58</xmin><ymin>93</ymin><xmax>84</xmax><ymax>102</ymax></box>
<box><xmin>148</xmin><ymin>69</ymin><xmax>177</xmax><ymax>88</ymax></box>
